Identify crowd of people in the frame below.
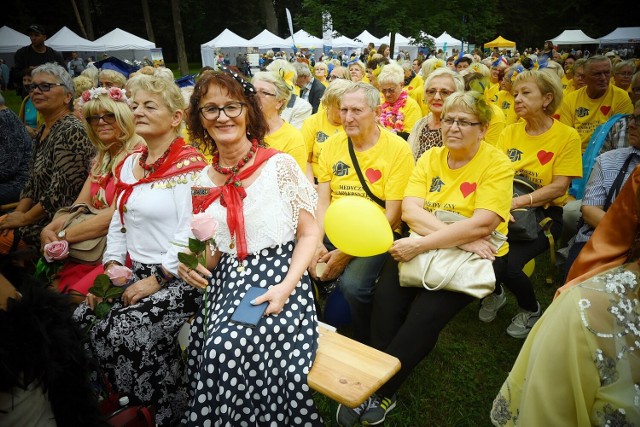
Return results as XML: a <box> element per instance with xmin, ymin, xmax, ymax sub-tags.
<box><xmin>1</xmin><ymin>25</ymin><xmax>639</xmax><ymax>426</ymax></box>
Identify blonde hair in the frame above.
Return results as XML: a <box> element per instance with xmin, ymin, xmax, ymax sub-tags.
<box><xmin>377</xmin><ymin>62</ymin><xmax>404</xmax><ymax>86</ymax></box>
<box><xmin>99</xmin><ymin>69</ymin><xmax>127</xmax><ymax>88</ymax></box>
<box><xmin>82</xmin><ymin>94</ymin><xmax>138</xmax><ymax>177</ymax></box>
<box><xmin>321</xmin><ymin>78</ymin><xmax>352</xmax><ymax>108</ymax></box>
<box><xmin>442</xmin><ymin>91</ymin><xmax>492</xmax><ymax>126</ymax></box>
<box><xmin>73</xmin><ymin>75</ymin><xmax>94</xmax><ymax>96</ymax></box>
<box><xmin>127</xmin><ymin>75</ymin><xmax>185</xmax><ymax>130</ymax></box>
<box><xmin>513</xmin><ymin>68</ymin><xmax>563</xmax><ymax>115</ymax></box>
<box><xmin>251</xmin><ymin>70</ymin><xmax>292</xmax><ymax>114</ymax></box>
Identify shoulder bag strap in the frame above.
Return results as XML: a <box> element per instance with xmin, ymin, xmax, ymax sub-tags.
<box><xmin>348</xmin><ymin>137</ymin><xmax>385</xmax><ymax>208</ymax></box>
<box><xmin>604</xmin><ymin>153</ymin><xmax>636</xmax><ymax>211</ymax></box>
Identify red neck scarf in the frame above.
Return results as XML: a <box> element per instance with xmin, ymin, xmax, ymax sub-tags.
<box><xmin>114</xmin><ymin>137</ymin><xmax>207</xmax><ymax>227</ymax></box>
<box><xmin>191</xmin><ymin>147</ymin><xmax>280</xmax><ymax>261</ymax></box>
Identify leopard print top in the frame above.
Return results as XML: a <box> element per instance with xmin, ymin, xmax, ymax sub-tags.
<box><xmin>17</xmin><ymin>114</ymin><xmax>95</xmax><ymax>246</ymax></box>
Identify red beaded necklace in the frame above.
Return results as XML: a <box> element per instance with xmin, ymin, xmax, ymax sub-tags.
<box><xmin>138</xmin><ymin>138</ymin><xmax>177</xmax><ymax>174</ymax></box>
<box><xmin>212</xmin><ymin>139</ymin><xmax>259</xmax><ymax>186</ymax></box>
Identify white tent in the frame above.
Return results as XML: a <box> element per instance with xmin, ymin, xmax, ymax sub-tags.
<box><xmin>331</xmin><ymin>35</ymin><xmax>362</xmax><ymax>49</ymax></box>
<box><xmin>378</xmin><ymin>33</ymin><xmax>418</xmax><ymax>59</ymax></box>
<box><xmin>549</xmin><ymin>29</ymin><xmax>599</xmax><ymax>45</ymax></box>
<box><xmin>354</xmin><ymin>30</ymin><xmax>382</xmax><ymax>46</ymax></box>
<box><xmin>94</xmin><ymin>28</ymin><xmax>155</xmax><ymax>61</ymax></box>
<box><xmin>0</xmin><ymin>26</ymin><xmax>30</xmax><ymax>54</ymax></box>
<box><xmin>47</xmin><ymin>26</ymin><xmax>102</xmax><ymax>52</ymax></box>
<box><xmin>200</xmin><ymin>28</ymin><xmax>251</xmax><ymax>67</ymax></box>
<box><xmin>599</xmin><ymin>27</ymin><xmax>640</xmax><ymax>44</ymax></box>
<box><xmin>248</xmin><ymin>30</ymin><xmax>290</xmax><ymax>50</ymax></box>
<box><xmin>434</xmin><ymin>32</ymin><xmax>462</xmax><ymax>56</ymax></box>
<box><xmin>285</xmin><ymin>30</ymin><xmax>323</xmax><ymax>49</ymax></box>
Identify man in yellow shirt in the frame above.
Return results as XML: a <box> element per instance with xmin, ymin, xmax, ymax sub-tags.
<box><xmin>311</xmin><ymin>82</ymin><xmax>414</xmax><ymax>343</ymax></box>
<box><xmin>558</xmin><ymin>55</ymin><xmax>633</xmax><ymax>152</ymax></box>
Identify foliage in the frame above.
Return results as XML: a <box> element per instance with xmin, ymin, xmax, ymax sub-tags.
<box><xmin>88</xmin><ymin>274</ymin><xmax>124</xmax><ymax>319</ymax></box>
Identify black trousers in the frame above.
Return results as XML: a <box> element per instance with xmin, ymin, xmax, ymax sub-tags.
<box><xmin>370</xmin><ymin>254</ymin><xmax>507</xmax><ymax>397</ymax></box>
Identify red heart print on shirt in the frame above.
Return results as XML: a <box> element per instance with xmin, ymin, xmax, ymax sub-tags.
<box><xmin>537</xmin><ymin>150</ymin><xmax>554</xmax><ymax>165</ymax></box>
<box><xmin>366</xmin><ymin>168</ymin><xmax>382</xmax><ymax>184</ymax></box>
<box><xmin>600</xmin><ymin>105</ymin><xmax>611</xmax><ymax>115</ymax></box>
<box><xmin>552</xmin><ymin>113</ymin><xmax>560</xmax><ymax>120</ymax></box>
<box><xmin>460</xmin><ymin>182</ymin><xmax>477</xmax><ymax>198</ymax></box>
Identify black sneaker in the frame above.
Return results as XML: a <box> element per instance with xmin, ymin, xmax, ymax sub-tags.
<box><xmin>360</xmin><ymin>393</ymin><xmax>397</xmax><ymax>425</ymax></box>
<box><xmin>336</xmin><ymin>397</ymin><xmax>372</xmax><ymax>427</ymax></box>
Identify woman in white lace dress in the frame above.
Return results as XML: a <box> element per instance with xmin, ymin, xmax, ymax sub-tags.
<box><xmin>178</xmin><ymin>69</ymin><xmax>323</xmax><ymax>425</ymax></box>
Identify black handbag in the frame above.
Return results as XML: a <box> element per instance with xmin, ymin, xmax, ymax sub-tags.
<box><xmin>508</xmin><ymin>176</ymin><xmax>548</xmax><ymax>241</ymax></box>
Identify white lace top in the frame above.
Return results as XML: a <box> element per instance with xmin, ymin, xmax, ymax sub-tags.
<box><xmin>192</xmin><ymin>153</ymin><xmax>317</xmax><ymax>255</ymax></box>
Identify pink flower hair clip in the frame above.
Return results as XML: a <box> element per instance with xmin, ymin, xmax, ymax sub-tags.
<box><xmin>78</xmin><ymin>86</ymin><xmax>129</xmax><ymax>107</ymax></box>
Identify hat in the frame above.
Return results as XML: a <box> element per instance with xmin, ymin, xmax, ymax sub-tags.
<box><xmin>175</xmin><ymin>74</ymin><xmax>195</xmax><ymax>88</ymax></box>
<box><xmin>28</xmin><ymin>24</ymin><xmax>46</xmax><ymax>35</ymax></box>
<box><xmin>94</xmin><ymin>56</ymin><xmax>139</xmax><ymax>79</ymax></box>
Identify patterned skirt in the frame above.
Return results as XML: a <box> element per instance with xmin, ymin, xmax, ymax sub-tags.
<box><xmin>73</xmin><ymin>261</ymin><xmax>201</xmax><ymax>426</ymax></box>
<box><xmin>184</xmin><ymin>241</ymin><xmax>323</xmax><ymax>426</ymax></box>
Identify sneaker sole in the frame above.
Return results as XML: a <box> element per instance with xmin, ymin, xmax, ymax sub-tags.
<box><xmin>506</xmin><ymin>328</ymin><xmax>531</xmax><ymax>339</ymax></box>
<box><xmin>361</xmin><ymin>402</ymin><xmax>397</xmax><ymax>426</ymax></box>
<box><xmin>478</xmin><ymin>299</ymin><xmax>506</xmax><ymax>323</ymax></box>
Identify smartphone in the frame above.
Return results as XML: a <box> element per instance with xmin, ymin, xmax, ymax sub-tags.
<box><xmin>230</xmin><ymin>287</ymin><xmax>269</xmax><ymax>327</ymax></box>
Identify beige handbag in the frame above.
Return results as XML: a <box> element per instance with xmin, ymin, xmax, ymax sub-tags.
<box><xmin>398</xmin><ymin>210</ymin><xmax>507</xmax><ymax>299</ymax></box>
<box><xmin>54</xmin><ymin>203</ymin><xmax>107</xmax><ymax>264</ymax></box>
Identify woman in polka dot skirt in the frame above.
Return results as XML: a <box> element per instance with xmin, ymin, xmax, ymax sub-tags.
<box><xmin>178</xmin><ymin>68</ymin><xmax>324</xmax><ymax>426</ymax></box>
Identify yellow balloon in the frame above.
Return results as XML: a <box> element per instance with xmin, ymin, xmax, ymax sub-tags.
<box><xmin>523</xmin><ymin>259</ymin><xmax>535</xmax><ymax>277</ymax></box>
<box><xmin>324</xmin><ymin>197</ymin><xmax>393</xmax><ymax>257</ymax></box>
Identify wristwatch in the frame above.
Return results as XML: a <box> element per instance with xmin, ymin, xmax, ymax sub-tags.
<box><xmin>57</xmin><ymin>230</ymin><xmax>66</xmax><ymax>239</ymax></box>
<box><xmin>153</xmin><ymin>267</ymin><xmax>173</xmax><ymax>287</ymax></box>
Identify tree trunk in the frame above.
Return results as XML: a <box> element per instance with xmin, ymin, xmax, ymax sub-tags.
<box><xmin>390</xmin><ymin>32</ymin><xmax>396</xmax><ymax>59</ymax></box>
<box><xmin>262</xmin><ymin>0</ymin><xmax>278</xmax><ymax>34</ymax></box>
<box><xmin>141</xmin><ymin>0</ymin><xmax>155</xmax><ymax>43</ymax></box>
<box><xmin>70</xmin><ymin>0</ymin><xmax>88</xmax><ymax>39</ymax></box>
<box><xmin>81</xmin><ymin>0</ymin><xmax>94</xmax><ymax>40</ymax></box>
<box><xmin>171</xmin><ymin>0</ymin><xmax>189</xmax><ymax>76</ymax></box>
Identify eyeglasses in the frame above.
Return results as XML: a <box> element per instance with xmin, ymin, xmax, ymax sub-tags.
<box><xmin>425</xmin><ymin>88</ymin><xmax>454</xmax><ymax>98</ymax></box>
<box><xmin>615</xmin><ymin>72</ymin><xmax>633</xmax><ymax>77</ymax></box>
<box><xmin>86</xmin><ymin>113</ymin><xmax>117</xmax><ymax>126</ymax></box>
<box><xmin>256</xmin><ymin>90</ymin><xmax>277</xmax><ymax>98</ymax></box>
<box><xmin>199</xmin><ymin>102</ymin><xmax>245</xmax><ymax>120</ymax></box>
<box><xmin>380</xmin><ymin>86</ymin><xmax>400</xmax><ymax>94</ymax></box>
<box><xmin>27</xmin><ymin>82</ymin><xmax>65</xmax><ymax>92</ymax></box>
<box><xmin>442</xmin><ymin>117</ymin><xmax>482</xmax><ymax>128</ymax></box>
<box><xmin>629</xmin><ymin>114</ymin><xmax>640</xmax><ymax>126</ymax></box>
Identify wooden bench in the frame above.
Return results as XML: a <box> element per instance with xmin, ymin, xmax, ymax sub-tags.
<box><xmin>177</xmin><ymin>322</ymin><xmax>401</xmax><ymax>409</ymax></box>
<box><xmin>308</xmin><ymin>325</ymin><xmax>401</xmax><ymax>408</ymax></box>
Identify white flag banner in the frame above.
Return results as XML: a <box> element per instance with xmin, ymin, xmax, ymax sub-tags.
<box><xmin>286</xmin><ymin>8</ymin><xmax>296</xmax><ymax>51</ymax></box>
<box><xmin>322</xmin><ymin>11</ymin><xmax>333</xmax><ymax>55</ymax></box>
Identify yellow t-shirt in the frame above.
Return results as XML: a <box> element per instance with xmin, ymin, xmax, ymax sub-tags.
<box><xmin>301</xmin><ymin>111</ymin><xmax>344</xmax><ymax>178</ymax></box>
<box><xmin>317</xmin><ymin>127</ymin><xmax>415</xmax><ymax>208</ymax></box>
<box><xmin>405</xmin><ymin>74</ymin><xmax>424</xmax><ymax>104</ymax></box>
<box><xmin>496</xmin><ymin>90</ymin><xmax>518</xmax><ymax>125</ymax></box>
<box><xmin>264</xmin><ymin>121</ymin><xmax>308</xmax><ymax>172</ymax></box>
<box><xmin>484</xmin><ymin>103</ymin><xmax>507</xmax><ymax>146</ymax></box>
<box><xmin>497</xmin><ymin>119</ymin><xmax>582</xmax><ymax>206</ymax></box>
<box><xmin>558</xmin><ymin>85</ymin><xmax>634</xmax><ymax>151</ymax></box>
<box><xmin>487</xmin><ymin>82</ymin><xmax>500</xmax><ymax>104</ymax></box>
<box><xmin>379</xmin><ymin>95</ymin><xmax>423</xmax><ymax>134</ymax></box>
<box><xmin>412</xmin><ymin>85</ymin><xmax>431</xmax><ymax>117</ymax></box>
<box><xmin>404</xmin><ymin>142</ymin><xmax>513</xmax><ymax>256</ymax></box>
<box><xmin>561</xmin><ymin>75</ymin><xmax>572</xmax><ymax>92</ymax></box>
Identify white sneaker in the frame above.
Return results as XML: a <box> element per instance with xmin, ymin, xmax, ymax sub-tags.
<box><xmin>506</xmin><ymin>303</ymin><xmax>542</xmax><ymax>338</ymax></box>
<box><xmin>479</xmin><ymin>287</ymin><xmax>507</xmax><ymax>323</ymax></box>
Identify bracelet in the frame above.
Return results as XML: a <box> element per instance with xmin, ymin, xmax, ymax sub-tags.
<box><xmin>528</xmin><ymin>193</ymin><xmax>534</xmax><ymax>207</ymax></box>
<box><xmin>103</xmin><ymin>260</ymin><xmax>122</xmax><ymax>271</ymax></box>
<box><xmin>153</xmin><ymin>266</ymin><xmax>174</xmax><ymax>287</ymax></box>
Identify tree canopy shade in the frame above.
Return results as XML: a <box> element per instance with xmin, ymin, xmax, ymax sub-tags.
<box><xmin>484</xmin><ymin>36</ymin><xmax>516</xmax><ymax>49</ymax></box>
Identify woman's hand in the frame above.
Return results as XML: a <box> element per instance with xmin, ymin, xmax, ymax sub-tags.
<box><xmin>40</xmin><ymin>228</ymin><xmax>59</xmax><ymax>249</ymax></box>
<box><xmin>318</xmin><ymin>249</ymin><xmax>352</xmax><ymax>281</ymax></box>
<box><xmin>458</xmin><ymin>238</ymin><xmax>498</xmax><ymax>260</ymax></box>
<box><xmin>85</xmin><ymin>293</ymin><xmax>103</xmax><ymax>310</ymax></box>
<box><xmin>389</xmin><ymin>237</ymin><xmax>424</xmax><ymax>262</ymax></box>
<box><xmin>0</xmin><ymin>211</ymin><xmax>29</xmax><ymax>232</ymax></box>
<box><xmin>122</xmin><ymin>276</ymin><xmax>162</xmax><ymax>306</ymax></box>
<box><xmin>308</xmin><ymin>245</ymin><xmax>328</xmax><ymax>281</ymax></box>
<box><xmin>251</xmin><ymin>283</ymin><xmax>291</xmax><ymax>316</ymax></box>
<box><xmin>178</xmin><ymin>261</ymin><xmax>211</xmax><ymax>290</ymax></box>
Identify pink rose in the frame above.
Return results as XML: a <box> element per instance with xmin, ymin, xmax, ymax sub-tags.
<box><xmin>81</xmin><ymin>90</ymin><xmax>91</xmax><ymax>103</ymax></box>
<box><xmin>191</xmin><ymin>213</ymin><xmax>218</xmax><ymax>242</ymax></box>
<box><xmin>44</xmin><ymin>240</ymin><xmax>69</xmax><ymax>262</ymax></box>
<box><xmin>106</xmin><ymin>265</ymin><xmax>134</xmax><ymax>287</ymax></box>
<box><xmin>108</xmin><ymin>87</ymin><xmax>124</xmax><ymax>101</ymax></box>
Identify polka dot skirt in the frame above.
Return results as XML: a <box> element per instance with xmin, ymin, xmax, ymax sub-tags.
<box><xmin>184</xmin><ymin>241</ymin><xmax>324</xmax><ymax>426</ymax></box>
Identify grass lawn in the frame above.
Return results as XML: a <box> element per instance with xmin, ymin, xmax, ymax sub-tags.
<box><xmin>3</xmin><ymin>90</ymin><xmax>23</xmax><ymax>115</ymax></box>
<box><xmin>313</xmin><ymin>253</ymin><xmax>560</xmax><ymax>427</ymax></box>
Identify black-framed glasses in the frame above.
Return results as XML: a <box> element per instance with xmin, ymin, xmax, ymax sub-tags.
<box><xmin>199</xmin><ymin>102</ymin><xmax>245</xmax><ymax>120</ymax></box>
<box><xmin>425</xmin><ymin>88</ymin><xmax>454</xmax><ymax>98</ymax></box>
<box><xmin>442</xmin><ymin>117</ymin><xmax>481</xmax><ymax>128</ymax></box>
<box><xmin>86</xmin><ymin>113</ymin><xmax>117</xmax><ymax>126</ymax></box>
<box><xmin>256</xmin><ymin>90</ymin><xmax>277</xmax><ymax>98</ymax></box>
<box><xmin>27</xmin><ymin>82</ymin><xmax>65</xmax><ymax>92</ymax></box>
<box><xmin>629</xmin><ymin>114</ymin><xmax>640</xmax><ymax>126</ymax></box>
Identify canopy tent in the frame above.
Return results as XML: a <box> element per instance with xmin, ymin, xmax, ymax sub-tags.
<box><xmin>599</xmin><ymin>27</ymin><xmax>640</xmax><ymax>44</ymax></box>
<box><xmin>434</xmin><ymin>32</ymin><xmax>462</xmax><ymax>56</ymax></box>
<box><xmin>285</xmin><ymin>30</ymin><xmax>323</xmax><ymax>50</ymax></box>
<box><xmin>484</xmin><ymin>36</ymin><xmax>516</xmax><ymax>49</ymax></box>
<box><xmin>47</xmin><ymin>26</ymin><xmax>102</xmax><ymax>52</ymax></box>
<box><xmin>200</xmin><ymin>28</ymin><xmax>250</xmax><ymax>67</ymax></box>
<box><xmin>94</xmin><ymin>28</ymin><xmax>155</xmax><ymax>61</ymax></box>
<box><xmin>248</xmin><ymin>29</ymin><xmax>290</xmax><ymax>50</ymax></box>
<box><xmin>549</xmin><ymin>29</ymin><xmax>599</xmax><ymax>45</ymax></box>
<box><xmin>354</xmin><ymin>30</ymin><xmax>383</xmax><ymax>46</ymax></box>
<box><xmin>378</xmin><ymin>33</ymin><xmax>418</xmax><ymax>60</ymax></box>
<box><xmin>0</xmin><ymin>26</ymin><xmax>30</xmax><ymax>54</ymax></box>
<box><xmin>331</xmin><ymin>35</ymin><xmax>363</xmax><ymax>49</ymax></box>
